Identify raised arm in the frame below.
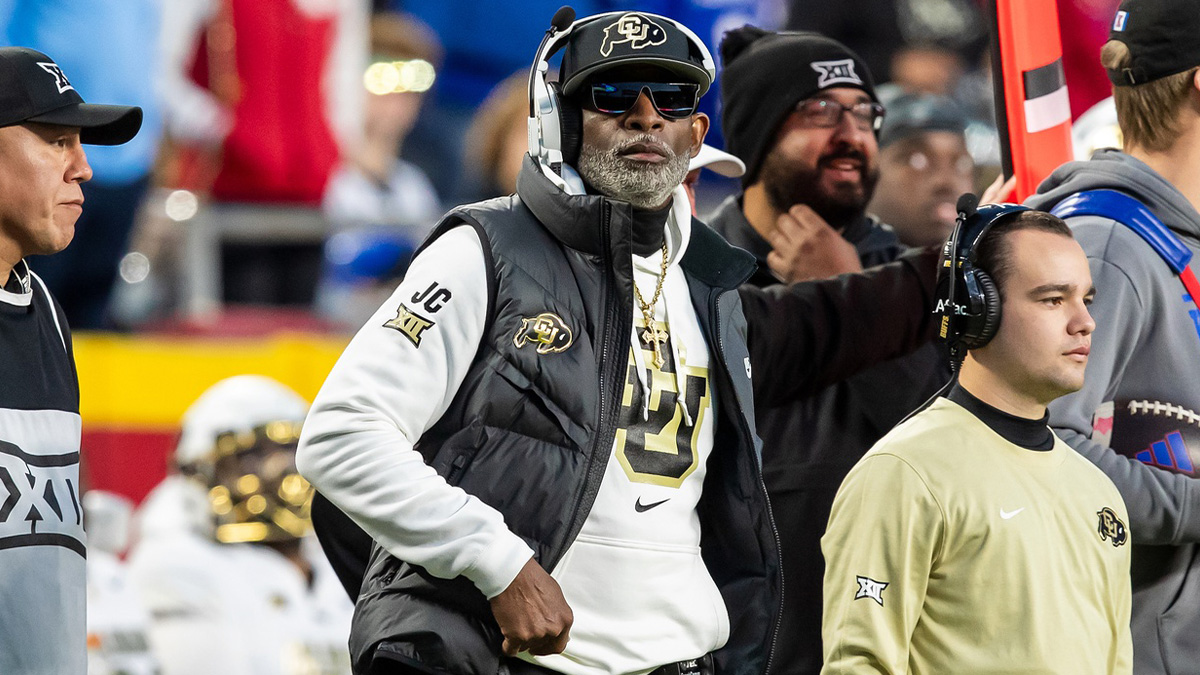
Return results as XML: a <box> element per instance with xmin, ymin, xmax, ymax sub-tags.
<box><xmin>741</xmin><ymin>246</ymin><xmax>941</xmax><ymax>407</ymax></box>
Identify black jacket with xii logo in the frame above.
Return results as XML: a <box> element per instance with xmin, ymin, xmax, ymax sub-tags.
<box><xmin>311</xmin><ymin>157</ymin><xmax>941</xmax><ymax>675</ymax></box>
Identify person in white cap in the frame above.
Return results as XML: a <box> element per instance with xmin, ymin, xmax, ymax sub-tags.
<box><xmin>682</xmin><ymin>144</ymin><xmax>745</xmax><ymax>214</ymax></box>
<box><xmin>0</xmin><ymin>45</ymin><xmax>141</xmax><ymax>675</ymax></box>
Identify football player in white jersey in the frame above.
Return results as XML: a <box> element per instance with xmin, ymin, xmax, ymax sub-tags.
<box><xmin>128</xmin><ymin>376</ymin><xmax>353</xmax><ymax>675</ymax></box>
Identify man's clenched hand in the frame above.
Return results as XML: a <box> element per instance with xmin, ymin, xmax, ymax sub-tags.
<box><xmin>490</xmin><ymin>557</ymin><xmax>573</xmax><ymax>657</ymax></box>
<box><xmin>766</xmin><ymin>204</ymin><xmax>862</xmax><ymax>283</ymax></box>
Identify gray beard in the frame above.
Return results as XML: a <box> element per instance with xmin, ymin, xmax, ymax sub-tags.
<box><xmin>576</xmin><ymin>138</ymin><xmax>690</xmax><ymax>210</ymax></box>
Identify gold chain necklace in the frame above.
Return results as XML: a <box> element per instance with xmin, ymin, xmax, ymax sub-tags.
<box><xmin>633</xmin><ymin>241</ymin><xmax>670</xmax><ymax>369</ymax></box>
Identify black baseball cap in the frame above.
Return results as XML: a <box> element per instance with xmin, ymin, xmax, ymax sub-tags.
<box><xmin>0</xmin><ymin>47</ymin><xmax>142</xmax><ymax>145</ymax></box>
<box><xmin>1106</xmin><ymin>0</ymin><xmax>1200</xmax><ymax>86</ymax></box>
<box><xmin>558</xmin><ymin>12</ymin><xmax>714</xmax><ymax>96</ymax></box>
<box><xmin>877</xmin><ymin>92</ymin><xmax>968</xmax><ymax>147</ymax></box>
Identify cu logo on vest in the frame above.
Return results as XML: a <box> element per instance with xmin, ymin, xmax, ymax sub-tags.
<box><xmin>514</xmin><ymin>312</ymin><xmax>574</xmax><ymax>354</ymax></box>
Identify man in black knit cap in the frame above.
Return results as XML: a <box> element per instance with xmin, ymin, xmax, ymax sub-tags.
<box><xmin>707</xmin><ymin>27</ymin><xmax>949</xmax><ymax>675</ymax></box>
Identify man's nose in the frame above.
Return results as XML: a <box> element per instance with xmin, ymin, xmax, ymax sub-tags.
<box><xmin>623</xmin><ymin>89</ymin><xmax>665</xmax><ymax>131</ymax></box>
<box><xmin>66</xmin><ymin>139</ymin><xmax>92</xmax><ymax>184</ymax></box>
<box><xmin>1072</xmin><ymin>299</ymin><xmax>1096</xmax><ymax>336</ymax></box>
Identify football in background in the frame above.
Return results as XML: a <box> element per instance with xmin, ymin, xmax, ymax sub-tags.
<box><xmin>1093</xmin><ymin>400</ymin><xmax>1200</xmax><ymax>476</ymax></box>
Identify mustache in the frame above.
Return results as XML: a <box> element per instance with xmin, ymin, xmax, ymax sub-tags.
<box><xmin>818</xmin><ymin>147</ymin><xmax>867</xmax><ymax>166</ymax></box>
<box><xmin>614</xmin><ymin>135</ymin><xmax>674</xmax><ymax>159</ymax></box>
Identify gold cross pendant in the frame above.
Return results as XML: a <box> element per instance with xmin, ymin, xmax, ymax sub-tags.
<box><xmin>641</xmin><ymin>326</ymin><xmax>668</xmax><ymax>369</ymax></box>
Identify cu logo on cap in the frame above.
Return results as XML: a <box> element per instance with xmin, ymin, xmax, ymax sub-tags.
<box><xmin>600</xmin><ymin>13</ymin><xmax>667</xmax><ymax>57</ymax></box>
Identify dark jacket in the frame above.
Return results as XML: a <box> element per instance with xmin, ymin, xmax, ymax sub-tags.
<box><xmin>351</xmin><ymin>159</ymin><xmax>780</xmax><ymax>675</ymax></box>
<box><xmin>708</xmin><ymin>195</ymin><xmax>949</xmax><ymax>675</ymax></box>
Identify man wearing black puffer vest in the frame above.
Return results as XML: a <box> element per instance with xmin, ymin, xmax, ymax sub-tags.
<box><xmin>298</xmin><ymin>9</ymin><xmax>941</xmax><ymax>675</ymax></box>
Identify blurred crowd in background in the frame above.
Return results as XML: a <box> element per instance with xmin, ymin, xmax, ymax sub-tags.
<box><xmin>0</xmin><ymin>0</ymin><xmax>1121</xmax><ymax>337</ymax></box>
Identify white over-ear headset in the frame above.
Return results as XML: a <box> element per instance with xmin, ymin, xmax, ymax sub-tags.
<box><xmin>525</xmin><ymin>7</ymin><xmax>716</xmax><ymax>195</ymax></box>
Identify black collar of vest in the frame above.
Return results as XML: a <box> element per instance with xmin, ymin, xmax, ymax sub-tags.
<box><xmin>517</xmin><ymin>156</ymin><xmax>628</xmax><ymax>256</ymax></box>
<box><xmin>681</xmin><ymin>218</ymin><xmax>757</xmax><ymax>290</ymax></box>
<box><xmin>516</xmin><ymin>156</ymin><xmax>756</xmax><ymax>290</ymax></box>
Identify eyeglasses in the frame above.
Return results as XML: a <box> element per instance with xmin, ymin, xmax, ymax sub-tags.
<box><xmin>795</xmin><ymin>98</ymin><xmax>886</xmax><ymax>131</ymax></box>
<box><xmin>586</xmin><ymin>82</ymin><xmax>700</xmax><ymax>120</ymax></box>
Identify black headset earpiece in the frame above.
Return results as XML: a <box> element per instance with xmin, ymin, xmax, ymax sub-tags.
<box><xmin>549</xmin><ymin>81</ymin><xmax>582</xmax><ymax>166</ymax></box>
<box><xmin>961</xmin><ymin>267</ymin><xmax>1002</xmax><ymax>349</ymax></box>
<box><xmin>938</xmin><ymin>193</ymin><xmax>1031</xmax><ymax>362</ymax></box>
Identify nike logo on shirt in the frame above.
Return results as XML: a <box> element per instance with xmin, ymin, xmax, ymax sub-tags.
<box><xmin>635</xmin><ymin>497</ymin><xmax>670</xmax><ymax>512</ymax></box>
<box><xmin>1000</xmin><ymin>507</ymin><xmax>1025</xmax><ymax>520</ymax></box>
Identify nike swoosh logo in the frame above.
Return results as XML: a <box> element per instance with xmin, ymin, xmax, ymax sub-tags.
<box><xmin>635</xmin><ymin>497</ymin><xmax>670</xmax><ymax>512</ymax></box>
<box><xmin>1000</xmin><ymin>507</ymin><xmax>1025</xmax><ymax>520</ymax></box>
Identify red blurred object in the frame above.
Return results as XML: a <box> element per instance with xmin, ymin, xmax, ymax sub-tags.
<box><xmin>1058</xmin><ymin>0</ymin><xmax>1121</xmax><ymax>119</ymax></box>
<box><xmin>989</xmin><ymin>0</ymin><xmax>1076</xmax><ymax>201</ymax></box>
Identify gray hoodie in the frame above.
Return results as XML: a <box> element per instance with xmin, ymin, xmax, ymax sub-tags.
<box><xmin>1028</xmin><ymin>148</ymin><xmax>1200</xmax><ymax>674</ymax></box>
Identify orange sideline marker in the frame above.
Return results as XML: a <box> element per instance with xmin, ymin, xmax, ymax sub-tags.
<box><xmin>989</xmin><ymin>0</ymin><xmax>1074</xmax><ymax>201</ymax></box>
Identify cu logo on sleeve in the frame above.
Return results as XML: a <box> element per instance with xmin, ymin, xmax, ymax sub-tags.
<box><xmin>1097</xmin><ymin>507</ymin><xmax>1127</xmax><ymax>547</ymax></box>
<box><xmin>0</xmin><ymin>440</ymin><xmax>85</xmax><ymax>557</ymax></box>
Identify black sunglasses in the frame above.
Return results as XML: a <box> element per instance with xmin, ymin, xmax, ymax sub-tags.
<box><xmin>585</xmin><ymin>82</ymin><xmax>700</xmax><ymax>120</ymax></box>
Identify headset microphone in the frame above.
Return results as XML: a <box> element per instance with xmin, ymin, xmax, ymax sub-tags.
<box><xmin>526</xmin><ymin>5</ymin><xmax>586</xmax><ymax>194</ymax></box>
<box><xmin>526</xmin><ymin>6</ymin><xmax>576</xmax><ymax>120</ymax></box>
<box><xmin>956</xmin><ymin>192</ymin><xmax>979</xmax><ymax>219</ymax></box>
<box><xmin>550</xmin><ymin>7</ymin><xmax>576</xmax><ymax>34</ymax></box>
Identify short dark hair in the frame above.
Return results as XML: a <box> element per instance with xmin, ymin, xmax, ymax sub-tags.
<box><xmin>1102</xmin><ymin>39</ymin><xmax>1199</xmax><ymax>152</ymax></box>
<box><xmin>974</xmin><ymin>211</ymin><xmax>1073</xmax><ymax>294</ymax></box>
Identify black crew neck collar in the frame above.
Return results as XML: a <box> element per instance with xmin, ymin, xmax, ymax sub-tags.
<box><xmin>947</xmin><ymin>383</ymin><xmax>1055</xmax><ymax>451</ymax></box>
<box><xmin>631</xmin><ymin>202</ymin><xmax>671</xmax><ymax>257</ymax></box>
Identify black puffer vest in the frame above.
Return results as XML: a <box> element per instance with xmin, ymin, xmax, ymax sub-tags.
<box><xmin>351</xmin><ymin>158</ymin><xmax>781</xmax><ymax>675</ymax></box>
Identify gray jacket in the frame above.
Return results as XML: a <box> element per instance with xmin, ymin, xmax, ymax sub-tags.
<box><xmin>1028</xmin><ymin>149</ymin><xmax>1200</xmax><ymax>675</ymax></box>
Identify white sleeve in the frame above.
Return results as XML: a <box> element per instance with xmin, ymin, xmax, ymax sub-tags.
<box><xmin>297</xmin><ymin>225</ymin><xmax>534</xmax><ymax>599</ymax></box>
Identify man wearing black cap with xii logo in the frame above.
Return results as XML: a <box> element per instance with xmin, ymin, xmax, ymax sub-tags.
<box><xmin>1023</xmin><ymin>0</ymin><xmax>1200</xmax><ymax>672</ymax></box>
<box><xmin>297</xmin><ymin>7</ymin><xmax>942</xmax><ymax>675</ymax></box>
<box><xmin>706</xmin><ymin>29</ymin><xmax>949</xmax><ymax>675</ymax></box>
<box><xmin>0</xmin><ymin>47</ymin><xmax>141</xmax><ymax>675</ymax></box>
